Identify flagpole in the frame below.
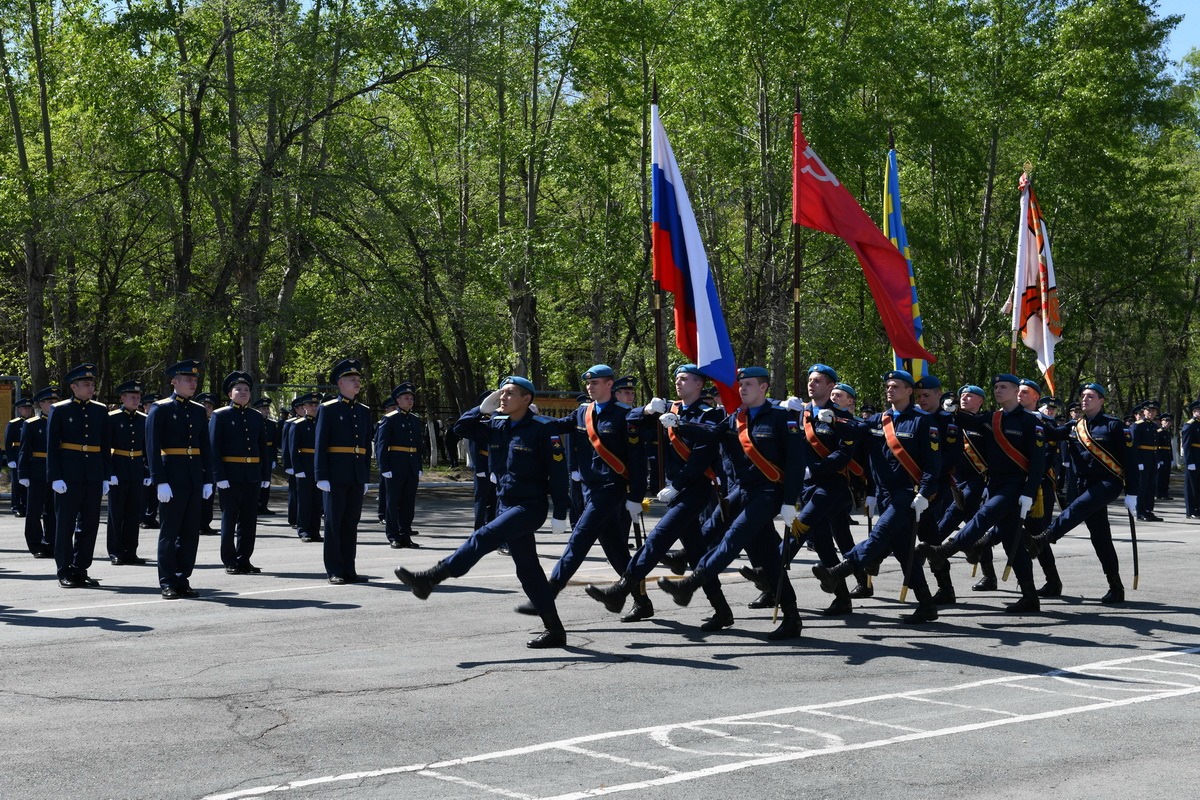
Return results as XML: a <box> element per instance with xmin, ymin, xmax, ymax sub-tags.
<box><xmin>1010</xmin><ymin>162</ymin><xmax>1033</xmax><ymax>374</ymax></box>
<box><xmin>651</xmin><ymin>79</ymin><xmax>667</xmax><ymax>493</ymax></box>
<box><xmin>792</xmin><ymin>88</ymin><xmax>803</xmax><ymax>395</ymax></box>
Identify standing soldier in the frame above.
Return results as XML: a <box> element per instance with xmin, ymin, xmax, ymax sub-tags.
<box><xmin>813</xmin><ymin>370</ymin><xmax>941</xmax><ymax>624</ymax></box>
<box><xmin>211</xmin><ymin>372</ymin><xmax>271</xmax><ymax>574</ymax></box>
<box><xmin>1025</xmin><ymin>383</ymin><xmax>1138</xmax><ymax>604</ymax></box>
<box><xmin>1132</xmin><ymin>400</ymin><xmax>1162</xmax><ymax>521</ymax></box>
<box><xmin>46</xmin><ymin>363</ymin><xmax>113</xmax><ymax>589</ymax></box>
<box><xmin>254</xmin><ymin>397</ymin><xmax>279</xmax><ymax>515</ymax></box>
<box><xmin>6</xmin><ymin>396</ymin><xmax>33</xmax><ymax>517</ymax></box>
<box><xmin>280</xmin><ymin>400</ymin><xmax>299</xmax><ymax>528</ymax></box>
<box><xmin>139</xmin><ymin>393</ymin><xmax>161</xmax><ymax>529</ymax></box>
<box><xmin>376</xmin><ymin>395</ymin><xmax>398</xmax><ymax>525</ymax></box>
<box><xmin>16</xmin><ymin>387</ymin><xmax>59</xmax><ymax>557</ymax></box>
<box><xmin>375</xmin><ymin>382</ymin><xmax>423</xmax><ymax>548</ymax></box>
<box><xmin>287</xmin><ymin>392</ymin><xmax>323</xmax><ymax>542</ymax></box>
<box><xmin>1182</xmin><ymin>400</ymin><xmax>1200</xmax><ymax>519</ymax></box>
<box><xmin>1156</xmin><ymin>414</ymin><xmax>1174</xmax><ymax>500</ymax></box>
<box><xmin>455</xmin><ymin>390</ymin><xmax>498</xmax><ymax>532</ymax></box>
<box><xmin>147</xmin><ymin>360</ymin><xmax>214</xmax><ymax>599</ymax></box>
<box><xmin>316</xmin><ymin>358</ymin><xmax>373</xmax><ymax>584</ymax></box>
<box><xmin>195</xmin><ymin>392</ymin><xmax>220</xmax><ymax>534</ymax></box>
<box><xmin>106</xmin><ymin>380</ymin><xmax>149</xmax><ymax>565</ymax></box>
<box><xmin>395</xmin><ymin>376</ymin><xmax>571</xmax><ymax>648</ymax></box>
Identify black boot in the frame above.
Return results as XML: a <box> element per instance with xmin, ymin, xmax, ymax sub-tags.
<box><xmin>699</xmin><ymin>591</ymin><xmax>734</xmax><ymax>632</ymax></box>
<box><xmin>822</xmin><ymin>571</ymin><xmax>854</xmax><ymax>616</ymax></box>
<box><xmin>811</xmin><ymin>560</ymin><xmax>853</xmax><ymax>595</ymax></box>
<box><xmin>1037</xmin><ymin>562</ymin><xmax>1063</xmax><ymax>598</ymax></box>
<box><xmin>1025</xmin><ymin>530</ymin><xmax>1051</xmax><ymax>559</ymax></box>
<box><xmin>621</xmin><ymin>588</ymin><xmax>654</xmax><ymax>622</ymax></box>
<box><xmin>931</xmin><ymin>566</ymin><xmax>957</xmax><ymax>606</ymax></box>
<box><xmin>748</xmin><ymin>590</ymin><xmax>776</xmax><ymax>609</ymax></box>
<box><xmin>1005</xmin><ymin>591</ymin><xmax>1041</xmax><ymax>614</ymax></box>
<box><xmin>915</xmin><ymin>540</ymin><xmax>955</xmax><ymax>570</ymax></box>
<box><xmin>527</xmin><ymin>611</ymin><xmax>567</xmax><ymax>649</ymax></box>
<box><xmin>1101</xmin><ymin>573</ymin><xmax>1125</xmax><ymax>605</ymax></box>
<box><xmin>739</xmin><ymin>565</ymin><xmax>769</xmax><ymax>593</ymax></box>
<box><xmin>658</xmin><ymin>570</ymin><xmax>702</xmax><ymax>607</ymax></box>
<box><xmin>517</xmin><ymin>579</ymin><xmax>562</xmax><ymax>615</ymax></box>
<box><xmin>767</xmin><ymin>605</ymin><xmax>803</xmax><ymax>640</ymax></box>
<box><xmin>973</xmin><ymin>558</ymin><xmax>997</xmax><ymax>591</ymax></box>
<box><xmin>901</xmin><ymin>585</ymin><xmax>938</xmax><ymax>624</ymax></box>
<box><xmin>393</xmin><ymin>560</ymin><xmax>451</xmax><ymax>600</ymax></box>
<box><xmin>660</xmin><ymin>548</ymin><xmax>689</xmax><ymax>576</ymax></box>
<box><xmin>585</xmin><ymin>576</ymin><xmax>632</xmax><ymax>614</ymax></box>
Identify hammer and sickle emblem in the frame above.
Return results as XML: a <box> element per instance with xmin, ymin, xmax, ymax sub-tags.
<box><xmin>801</xmin><ymin>147</ymin><xmax>841</xmax><ymax>186</ymax></box>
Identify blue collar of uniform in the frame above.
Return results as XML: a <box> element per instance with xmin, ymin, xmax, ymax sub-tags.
<box><xmin>593</xmin><ymin>400</ymin><xmax>609</xmax><ymax>413</ymax></box>
<box><xmin>747</xmin><ymin>401</ymin><xmax>768</xmax><ymax>419</ymax></box>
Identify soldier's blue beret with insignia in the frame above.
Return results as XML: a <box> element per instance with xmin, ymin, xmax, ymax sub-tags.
<box><xmin>914</xmin><ymin>375</ymin><xmax>942</xmax><ymax>390</ymax></box>
<box><xmin>222</xmin><ymin>371</ymin><xmax>254</xmax><ymax>395</ymax></box>
<box><xmin>992</xmin><ymin>373</ymin><xmax>1020</xmax><ymax>386</ymax></box>
<box><xmin>501</xmin><ymin>375</ymin><xmax>537</xmax><ymax>397</ymax></box>
<box><xmin>252</xmin><ymin>395</ymin><xmax>272</xmax><ymax>408</ymax></box>
<box><xmin>14</xmin><ymin>396</ymin><xmax>32</xmax><ymax>409</ymax></box>
<box><xmin>674</xmin><ymin>364</ymin><xmax>704</xmax><ymax>378</ymax></box>
<box><xmin>166</xmin><ymin>359</ymin><xmax>201</xmax><ymax>378</ymax></box>
<box><xmin>1079</xmin><ymin>382</ymin><xmax>1106</xmax><ymax>397</ymax></box>
<box><xmin>959</xmin><ymin>384</ymin><xmax>986</xmax><ymax>399</ymax></box>
<box><xmin>33</xmin><ymin>386</ymin><xmax>60</xmax><ymax>403</ymax></box>
<box><xmin>834</xmin><ymin>382</ymin><xmax>857</xmax><ymax>400</ymax></box>
<box><xmin>65</xmin><ymin>363</ymin><xmax>98</xmax><ymax>384</ymax></box>
<box><xmin>1017</xmin><ymin>378</ymin><xmax>1041</xmax><ymax>393</ymax></box>
<box><xmin>883</xmin><ymin>369</ymin><xmax>915</xmax><ymax>387</ymax></box>
<box><xmin>329</xmin><ymin>358</ymin><xmax>363</xmax><ymax>383</ymax></box>
<box><xmin>391</xmin><ymin>382</ymin><xmax>416</xmax><ymax>401</ymax></box>
<box><xmin>737</xmin><ymin>366</ymin><xmax>770</xmax><ymax>380</ymax></box>
<box><xmin>581</xmin><ymin>364</ymin><xmax>614</xmax><ymax>381</ymax></box>
<box><xmin>115</xmin><ymin>380</ymin><xmax>143</xmax><ymax>395</ymax></box>
<box><xmin>612</xmin><ymin>375</ymin><xmax>636</xmax><ymax>391</ymax></box>
<box><xmin>808</xmin><ymin>364</ymin><xmax>839</xmax><ymax>382</ymax></box>
<box><xmin>195</xmin><ymin>392</ymin><xmax>218</xmax><ymax>406</ymax></box>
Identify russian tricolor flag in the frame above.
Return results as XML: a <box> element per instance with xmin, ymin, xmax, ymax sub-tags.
<box><xmin>651</xmin><ymin>103</ymin><xmax>741</xmax><ymax>411</ymax></box>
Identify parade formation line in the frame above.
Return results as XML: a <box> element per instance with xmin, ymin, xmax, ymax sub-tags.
<box><xmin>203</xmin><ymin>645</ymin><xmax>1200</xmax><ymax>800</ymax></box>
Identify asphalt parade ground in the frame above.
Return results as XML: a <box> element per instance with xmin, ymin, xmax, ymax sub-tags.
<box><xmin>3</xmin><ymin>484</ymin><xmax>1200</xmax><ymax>799</ymax></box>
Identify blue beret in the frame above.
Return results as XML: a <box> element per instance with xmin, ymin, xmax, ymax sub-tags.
<box><xmin>737</xmin><ymin>366</ymin><xmax>770</xmax><ymax>380</ymax></box>
<box><xmin>883</xmin><ymin>369</ymin><xmax>915</xmax><ymax>387</ymax></box>
<box><xmin>501</xmin><ymin>375</ymin><xmax>537</xmax><ymax>397</ymax></box>
<box><xmin>612</xmin><ymin>375</ymin><xmax>636</xmax><ymax>391</ymax></box>
<box><xmin>33</xmin><ymin>386</ymin><xmax>60</xmax><ymax>404</ymax></box>
<box><xmin>834</xmin><ymin>382</ymin><xmax>857</xmax><ymax>400</ymax></box>
<box><xmin>391</xmin><ymin>382</ymin><xmax>416</xmax><ymax>401</ymax></box>
<box><xmin>1079</xmin><ymin>382</ymin><xmax>1106</xmax><ymax>398</ymax></box>
<box><xmin>114</xmin><ymin>380</ymin><xmax>143</xmax><ymax>395</ymax></box>
<box><xmin>581</xmin><ymin>364</ymin><xmax>614</xmax><ymax>380</ymax></box>
<box><xmin>329</xmin><ymin>358</ymin><xmax>363</xmax><ymax>384</ymax></box>
<box><xmin>959</xmin><ymin>384</ymin><xmax>986</xmax><ymax>399</ymax></box>
<box><xmin>65</xmin><ymin>363</ymin><xmax>99</xmax><ymax>384</ymax></box>
<box><xmin>674</xmin><ymin>364</ymin><xmax>707</xmax><ymax>379</ymax></box>
<box><xmin>222</xmin><ymin>371</ymin><xmax>254</xmax><ymax>395</ymax></box>
<box><xmin>166</xmin><ymin>359</ymin><xmax>201</xmax><ymax>378</ymax></box>
<box><xmin>808</xmin><ymin>363</ymin><xmax>839</xmax><ymax>382</ymax></box>
<box><xmin>1017</xmin><ymin>378</ymin><xmax>1042</xmax><ymax>393</ymax></box>
<box><xmin>992</xmin><ymin>373</ymin><xmax>1020</xmax><ymax>386</ymax></box>
<box><xmin>914</xmin><ymin>375</ymin><xmax>942</xmax><ymax>390</ymax></box>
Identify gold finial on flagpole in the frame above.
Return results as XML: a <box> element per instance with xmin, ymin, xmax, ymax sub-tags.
<box><xmin>1024</xmin><ymin>161</ymin><xmax>1033</xmax><ymax>173</ymax></box>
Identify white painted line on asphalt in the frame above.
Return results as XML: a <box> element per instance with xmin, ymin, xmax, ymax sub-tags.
<box><xmin>903</xmin><ymin>695</ymin><xmax>1022</xmax><ymax>717</ymax></box>
<box><xmin>202</xmin><ymin>645</ymin><xmax>1200</xmax><ymax>800</ymax></box>
<box><xmin>1004</xmin><ymin>682</ymin><xmax>1112</xmax><ymax>702</ymax></box>
<box><xmin>801</xmin><ymin>708</ymin><xmax>926</xmax><ymax>733</ymax></box>
<box><xmin>417</xmin><ymin>770</ymin><xmax>538</xmax><ymax>799</ymax></box>
<box><xmin>554</xmin><ymin>745</ymin><xmax>679</xmax><ymax>774</ymax></box>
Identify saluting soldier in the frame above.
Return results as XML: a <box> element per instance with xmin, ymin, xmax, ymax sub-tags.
<box><xmin>316</xmin><ymin>358</ymin><xmax>373</xmax><ymax>584</ymax></box>
<box><xmin>657</xmin><ymin>366</ymin><xmax>807</xmax><ymax>639</ymax></box>
<box><xmin>106</xmin><ymin>380</ymin><xmax>150</xmax><ymax>565</ymax></box>
<box><xmin>6</xmin><ymin>396</ymin><xmax>33</xmax><ymax>517</ymax></box>
<box><xmin>814</xmin><ymin>370</ymin><xmax>941</xmax><ymax>624</ymax></box>
<box><xmin>1026</xmin><ymin>383</ymin><xmax>1138</xmax><ymax>604</ymax></box>
<box><xmin>139</xmin><ymin>393</ymin><xmax>161</xmax><ymax>529</ymax></box>
<box><xmin>395</xmin><ymin>376</ymin><xmax>572</xmax><ymax>648</ymax></box>
<box><xmin>286</xmin><ymin>393</ymin><xmax>323</xmax><ymax>542</ymax></box>
<box><xmin>1182</xmin><ymin>400</ymin><xmax>1200</xmax><ymax>518</ymax></box>
<box><xmin>1131</xmin><ymin>400</ymin><xmax>1162</xmax><ymax>521</ymax></box>
<box><xmin>254</xmin><ymin>396</ymin><xmax>279</xmax><ymax>515</ymax></box>
<box><xmin>16</xmin><ymin>387</ymin><xmax>60</xmax><ymax>557</ymax></box>
<box><xmin>147</xmin><ymin>360</ymin><xmax>214</xmax><ymax>599</ymax></box>
<box><xmin>211</xmin><ymin>372</ymin><xmax>271</xmax><ymax>574</ymax></box>
<box><xmin>375</xmin><ymin>382</ymin><xmax>423</xmax><ymax>548</ymax></box>
<box><xmin>46</xmin><ymin>363</ymin><xmax>113</xmax><ymax>589</ymax></box>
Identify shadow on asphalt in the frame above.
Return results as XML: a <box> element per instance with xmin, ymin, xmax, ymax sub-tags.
<box><xmin>0</xmin><ymin>604</ymin><xmax>152</xmax><ymax>633</ymax></box>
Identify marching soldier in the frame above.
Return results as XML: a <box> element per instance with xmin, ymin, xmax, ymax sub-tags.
<box><xmin>375</xmin><ymin>382</ymin><xmax>423</xmax><ymax>548</ymax></box>
<box><xmin>912</xmin><ymin>375</ymin><xmax>962</xmax><ymax>605</ymax></box>
<box><xmin>657</xmin><ymin>366</ymin><xmax>807</xmax><ymax>639</ymax></box>
<box><xmin>16</xmin><ymin>387</ymin><xmax>59</xmax><ymax>557</ymax></box>
<box><xmin>813</xmin><ymin>370</ymin><xmax>940</xmax><ymax>624</ymax></box>
<box><xmin>1026</xmin><ymin>383</ymin><xmax>1137</xmax><ymax>604</ymax></box>
<box><xmin>1131</xmin><ymin>400</ymin><xmax>1162</xmax><ymax>521</ymax></box>
<box><xmin>286</xmin><ymin>393</ymin><xmax>323</xmax><ymax>542</ymax></box>
<box><xmin>106</xmin><ymin>380</ymin><xmax>149</xmax><ymax>565</ymax></box>
<box><xmin>1016</xmin><ymin>382</ymin><xmax>1064</xmax><ymax>598</ymax></box>
<box><xmin>255</xmin><ymin>396</ymin><xmax>279</xmax><ymax>515</ymax></box>
<box><xmin>6</xmin><ymin>396</ymin><xmax>33</xmax><ymax>517</ymax></box>
<box><xmin>315</xmin><ymin>358</ymin><xmax>373</xmax><ymax>584</ymax></box>
<box><xmin>46</xmin><ymin>363</ymin><xmax>113</xmax><ymax>589</ymax></box>
<box><xmin>139</xmin><ymin>393</ymin><xmax>161</xmax><ymax>529</ymax></box>
<box><xmin>395</xmin><ymin>376</ymin><xmax>571</xmax><ymax>648</ymax></box>
<box><xmin>1183</xmin><ymin>400</ymin><xmax>1200</xmax><ymax>519</ymax></box>
<box><xmin>211</xmin><ymin>372</ymin><xmax>271</xmax><ymax>574</ymax></box>
<box><xmin>147</xmin><ymin>360</ymin><xmax>214</xmax><ymax>599</ymax></box>
<box><xmin>938</xmin><ymin>385</ymin><xmax>993</xmax><ymax>590</ymax></box>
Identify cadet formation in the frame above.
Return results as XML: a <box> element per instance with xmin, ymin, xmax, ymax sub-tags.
<box><xmin>5</xmin><ymin>359</ymin><xmax>1200</xmax><ymax>650</ymax></box>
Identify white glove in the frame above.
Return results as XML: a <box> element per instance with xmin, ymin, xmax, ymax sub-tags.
<box><xmin>804</xmin><ymin>467</ymin><xmax>812</xmax><ymax>481</ymax></box>
<box><xmin>528</xmin><ymin>403</ymin><xmax>538</xmax><ymax>415</ymax></box>
<box><xmin>216</xmin><ymin>480</ymin><xmax>231</xmax><ymax>490</ymax></box>
<box><xmin>1189</xmin><ymin>464</ymin><xmax>1196</xmax><ymax>471</ymax></box>
<box><xmin>202</xmin><ymin>483</ymin><xmax>213</xmax><ymax>500</ymax></box>
<box><xmin>52</xmin><ymin>480</ymin><xmax>67</xmax><ymax>494</ymax></box>
<box><xmin>475</xmin><ymin>471</ymin><xmax>486</xmax><ymax>478</ymax></box>
<box><xmin>382</xmin><ymin>471</ymin><xmax>393</xmax><ymax>479</ymax></box>
<box><xmin>261</xmin><ymin>480</ymin><xmax>270</xmax><ymax>489</ymax></box>
<box><xmin>943</xmin><ymin>398</ymin><xmax>958</xmax><ymax>412</ymax></box>
<box><xmin>19</xmin><ymin>478</ymin><xmax>30</xmax><ymax>487</ymax></box>
<box><xmin>102</xmin><ymin>481</ymin><xmax>110</xmax><ymax>497</ymax></box>
<box><xmin>317</xmin><ymin>480</ymin><xmax>331</xmax><ymax>492</ymax></box>
<box><xmin>271</xmin><ymin>461</ymin><xmax>276</xmax><ymax>469</ymax></box>
<box><xmin>285</xmin><ymin>467</ymin><xmax>294</xmax><ymax>475</ymax></box>
<box><xmin>657</xmin><ymin>485</ymin><xmax>679</xmax><ymax>504</ymax></box>
<box><xmin>142</xmin><ymin>477</ymin><xmax>152</xmax><ymax>486</ymax></box>
<box><xmin>784</xmin><ymin>396</ymin><xmax>805</xmax><ymax>412</ymax></box>
<box><xmin>551</xmin><ymin>517</ymin><xmax>568</xmax><ymax>535</ymax></box>
<box><xmin>157</xmin><ymin>483</ymin><xmax>173</xmax><ymax>503</ymax></box>
<box><xmin>418</xmin><ymin>470</ymin><xmax>423</xmax><ymax>478</ymax></box>
<box><xmin>363</xmin><ymin>483</ymin><xmax>370</xmax><ymax>495</ymax></box>
<box><xmin>780</xmin><ymin>504</ymin><xmax>798</xmax><ymax>526</ymax></box>
<box><xmin>480</xmin><ymin>389</ymin><xmax>503</xmax><ymax>415</ymax></box>
<box><xmin>659</xmin><ymin>412</ymin><xmax>680</xmax><ymax>429</ymax></box>
<box><xmin>295</xmin><ymin>472</ymin><xmax>306</xmax><ymax>479</ymax></box>
<box><xmin>625</xmin><ymin>500</ymin><xmax>642</xmax><ymax>517</ymax></box>
<box><xmin>1137</xmin><ymin>463</ymin><xmax>1144</xmax><ymax>471</ymax></box>
<box><xmin>644</xmin><ymin>397</ymin><xmax>667</xmax><ymax>414</ymax></box>
<box><xmin>6</xmin><ymin>460</ymin><xmax>15</xmax><ymax>469</ymax></box>
<box><xmin>1018</xmin><ymin>495</ymin><xmax>1033</xmax><ymax>519</ymax></box>
<box><xmin>110</xmin><ymin>474</ymin><xmax>118</xmax><ymax>486</ymax></box>
<box><xmin>865</xmin><ymin>495</ymin><xmax>877</xmax><ymax>515</ymax></box>
<box><xmin>910</xmin><ymin>493</ymin><xmax>929</xmax><ymax>520</ymax></box>
<box><xmin>1124</xmin><ymin>495</ymin><xmax>1137</xmax><ymax>515</ymax></box>
<box><xmin>570</xmin><ymin>470</ymin><xmax>581</xmax><ymax>482</ymax></box>
<box><xmin>817</xmin><ymin>408</ymin><xmax>835</xmax><ymax>424</ymax></box>
<box><xmin>489</xmin><ymin>473</ymin><xmax>498</xmax><ymax>484</ymax></box>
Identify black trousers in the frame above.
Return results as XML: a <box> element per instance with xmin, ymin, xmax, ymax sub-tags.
<box><xmin>219</xmin><ymin>481</ymin><xmax>261</xmax><ymax>567</ymax></box>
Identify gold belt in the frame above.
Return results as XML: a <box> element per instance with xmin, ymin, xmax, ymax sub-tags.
<box><xmin>60</xmin><ymin>443</ymin><xmax>99</xmax><ymax>453</ymax></box>
<box><xmin>388</xmin><ymin>446</ymin><xmax>418</xmax><ymax>453</ymax></box>
<box><xmin>162</xmin><ymin>447</ymin><xmax>201</xmax><ymax>456</ymax></box>
<box><xmin>297</xmin><ymin>448</ymin><xmax>315</xmax><ymax>454</ymax></box>
<box><xmin>221</xmin><ymin>456</ymin><xmax>261</xmax><ymax>463</ymax></box>
<box><xmin>32</xmin><ymin>451</ymin><xmax>47</xmax><ymax>458</ymax></box>
<box><xmin>327</xmin><ymin>446</ymin><xmax>367</xmax><ymax>455</ymax></box>
<box><xmin>112</xmin><ymin>449</ymin><xmax>144</xmax><ymax>458</ymax></box>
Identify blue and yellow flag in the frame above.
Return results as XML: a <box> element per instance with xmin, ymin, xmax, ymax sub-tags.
<box><xmin>883</xmin><ymin>147</ymin><xmax>928</xmax><ymax>377</ymax></box>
